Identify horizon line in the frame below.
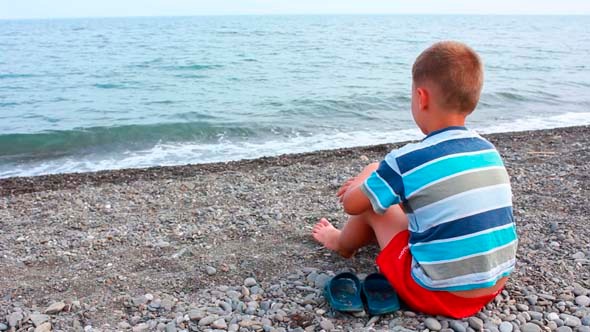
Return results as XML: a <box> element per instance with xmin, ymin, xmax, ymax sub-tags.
<box><xmin>2</xmin><ymin>12</ymin><xmax>590</xmax><ymax>21</ymax></box>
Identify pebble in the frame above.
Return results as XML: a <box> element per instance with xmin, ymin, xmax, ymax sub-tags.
<box><xmin>517</xmin><ymin>303</ymin><xmax>530</xmax><ymax>311</ymax></box>
<box><xmin>0</xmin><ymin>324</ymin><xmax>7</xmax><ymax>331</ymax></box>
<box><xmin>561</xmin><ymin>314</ymin><xmax>582</xmax><ymax>327</ymax></box>
<box><xmin>450</xmin><ymin>320</ymin><xmax>467</xmax><ymax>332</ymax></box>
<box><xmin>206</xmin><ymin>266</ymin><xmax>217</xmax><ymax>275</ymax></box>
<box><xmin>199</xmin><ymin>315</ymin><xmax>218</xmax><ymax>326</ymax></box>
<box><xmin>468</xmin><ymin>317</ymin><xmax>484</xmax><ymax>330</ymax></box>
<box><xmin>211</xmin><ymin>318</ymin><xmax>227</xmax><ymax>329</ymax></box>
<box><xmin>244</xmin><ymin>277</ymin><xmax>257</xmax><ymax>287</ymax></box>
<box><xmin>573</xmin><ymin>252</ymin><xmax>586</xmax><ymax>259</ymax></box>
<box><xmin>425</xmin><ymin>318</ymin><xmax>442</xmax><ymax>331</ymax></box>
<box><xmin>521</xmin><ymin>323</ymin><xmax>541</xmax><ymax>332</ymax></box>
<box><xmin>319</xmin><ymin>319</ymin><xmax>334</xmax><ymax>331</ymax></box>
<box><xmin>578</xmin><ymin>327</ymin><xmax>590</xmax><ymax>332</ymax></box>
<box><xmin>30</xmin><ymin>314</ymin><xmax>50</xmax><ymax>327</ymax></box>
<box><xmin>8</xmin><ymin>312</ymin><xmax>23</xmax><ymax>327</ymax></box>
<box><xmin>45</xmin><ymin>301</ymin><xmax>66</xmax><ymax>314</ymax></box>
<box><xmin>582</xmin><ymin>316</ymin><xmax>590</xmax><ymax>326</ymax></box>
<box><xmin>555</xmin><ymin>327</ymin><xmax>573</xmax><ymax>332</ymax></box>
<box><xmin>575</xmin><ymin>296</ymin><xmax>590</xmax><ymax>307</ymax></box>
<box><xmin>34</xmin><ymin>322</ymin><xmax>51</xmax><ymax>332</ymax></box>
<box><xmin>144</xmin><ymin>293</ymin><xmax>154</xmax><ymax>301</ymax></box>
<box><xmin>499</xmin><ymin>321</ymin><xmax>513</xmax><ymax>332</ymax></box>
<box><xmin>132</xmin><ymin>323</ymin><xmax>149</xmax><ymax>332</ymax></box>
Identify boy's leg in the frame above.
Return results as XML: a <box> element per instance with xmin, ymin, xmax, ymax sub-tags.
<box><xmin>313</xmin><ymin>204</ymin><xmax>408</xmax><ymax>257</ymax></box>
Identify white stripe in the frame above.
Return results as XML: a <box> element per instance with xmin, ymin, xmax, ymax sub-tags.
<box><xmin>415</xmin><ymin>239</ymin><xmax>518</xmax><ymax>264</ymax></box>
<box><xmin>411</xmin><ymin>184</ymin><xmax>513</xmax><ymax>232</ymax></box>
<box><xmin>402</xmin><ymin>148</ymin><xmax>497</xmax><ymax>177</ymax></box>
<box><xmin>410</xmin><ymin>222</ymin><xmax>515</xmax><ymax>247</ymax></box>
<box><xmin>412</xmin><ymin>258</ymin><xmax>516</xmax><ymax>288</ymax></box>
<box><xmin>383</xmin><ymin>153</ymin><xmax>402</xmax><ymax>174</ymax></box>
<box><xmin>395</xmin><ymin>129</ymin><xmax>479</xmax><ymax>158</ymax></box>
<box><xmin>406</xmin><ymin>165</ymin><xmax>505</xmax><ymax>199</ymax></box>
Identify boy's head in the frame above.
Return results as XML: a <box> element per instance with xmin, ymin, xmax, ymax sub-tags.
<box><xmin>411</xmin><ymin>41</ymin><xmax>483</xmax><ymax>131</ymax></box>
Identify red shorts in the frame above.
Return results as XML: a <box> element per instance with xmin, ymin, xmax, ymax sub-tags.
<box><xmin>376</xmin><ymin>230</ymin><xmax>501</xmax><ymax>319</ymax></box>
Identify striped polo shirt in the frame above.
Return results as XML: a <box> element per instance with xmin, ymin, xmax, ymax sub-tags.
<box><xmin>362</xmin><ymin>126</ymin><xmax>517</xmax><ymax>291</ymax></box>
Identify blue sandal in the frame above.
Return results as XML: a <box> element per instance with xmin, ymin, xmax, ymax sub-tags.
<box><xmin>323</xmin><ymin>272</ymin><xmax>364</xmax><ymax>312</ymax></box>
<box><xmin>362</xmin><ymin>273</ymin><xmax>400</xmax><ymax>315</ymax></box>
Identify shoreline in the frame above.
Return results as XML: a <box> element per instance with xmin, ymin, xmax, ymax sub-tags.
<box><xmin>1</xmin><ymin>125</ymin><xmax>589</xmax><ymax>331</ymax></box>
<box><xmin>1</xmin><ymin>124</ymin><xmax>588</xmax><ymax>197</ymax></box>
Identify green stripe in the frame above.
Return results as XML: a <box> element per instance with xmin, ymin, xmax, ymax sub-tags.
<box><xmin>404</xmin><ymin>150</ymin><xmax>504</xmax><ymax>196</ymax></box>
<box><xmin>420</xmin><ymin>241</ymin><xmax>517</xmax><ymax>280</ymax></box>
<box><xmin>408</xmin><ymin>167</ymin><xmax>510</xmax><ymax>210</ymax></box>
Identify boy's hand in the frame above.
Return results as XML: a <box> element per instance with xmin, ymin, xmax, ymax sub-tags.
<box><xmin>337</xmin><ymin>178</ymin><xmax>356</xmax><ymax>202</ymax></box>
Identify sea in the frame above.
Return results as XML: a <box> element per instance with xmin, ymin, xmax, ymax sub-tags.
<box><xmin>1</xmin><ymin>15</ymin><xmax>589</xmax><ymax>178</ymax></box>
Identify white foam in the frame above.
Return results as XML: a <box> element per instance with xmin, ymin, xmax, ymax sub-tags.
<box><xmin>2</xmin><ymin>112</ymin><xmax>590</xmax><ymax>178</ymax></box>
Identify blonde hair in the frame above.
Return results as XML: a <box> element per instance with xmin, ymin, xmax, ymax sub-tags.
<box><xmin>412</xmin><ymin>41</ymin><xmax>484</xmax><ymax>113</ymax></box>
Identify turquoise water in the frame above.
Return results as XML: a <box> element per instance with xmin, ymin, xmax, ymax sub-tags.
<box><xmin>1</xmin><ymin>15</ymin><xmax>589</xmax><ymax>178</ymax></box>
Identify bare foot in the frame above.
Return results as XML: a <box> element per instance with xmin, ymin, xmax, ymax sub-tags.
<box><xmin>312</xmin><ymin>218</ymin><xmax>354</xmax><ymax>258</ymax></box>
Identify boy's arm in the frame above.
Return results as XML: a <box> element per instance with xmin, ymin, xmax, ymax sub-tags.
<box><xmin>341</xmin><ymin>183</ymin><xmax>372</xmax><ymax>215</ymax></box>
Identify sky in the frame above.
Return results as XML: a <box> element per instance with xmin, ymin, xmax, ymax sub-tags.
<box><xmin>1</xmin><ymin>0</ymin><xmax>590</xmax><ymax>19</ymax></box>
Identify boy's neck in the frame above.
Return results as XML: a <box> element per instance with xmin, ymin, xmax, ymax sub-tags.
<box><xmin>423</xmin><ymin>112</ymin><xmax>467</xmax><ymax>135</ymax></box>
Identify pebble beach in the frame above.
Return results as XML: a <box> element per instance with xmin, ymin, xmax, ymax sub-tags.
<box><xmin>1</xmin><ymin>125</ymin><xmax>589</xmax><ymax>332</ymax></box>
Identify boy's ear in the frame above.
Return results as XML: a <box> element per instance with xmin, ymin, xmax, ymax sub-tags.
<box><xmin>417</xmin><ymin>87</ymin><xmax>429</xmax><ymax>111</ymax></box>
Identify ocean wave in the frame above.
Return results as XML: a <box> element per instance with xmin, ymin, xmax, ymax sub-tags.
<box><xmin>2</xmin><ymin>112</ymin><xmax>590</xmax><ymax>179</ymax></box>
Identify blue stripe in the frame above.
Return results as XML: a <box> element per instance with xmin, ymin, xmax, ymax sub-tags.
<box><xmin>409</xmin><ymin>207</ymin><xmax>514</xmax><ymax>244</ymax></box>
<box><xmin>375</xmin><ymin>159</ymin><xmax>405</xmax><ymax>201</ymax></box>
<box><xmin>364</xmin><ymin>173</ymin><xmax>400</xmax><ymax>212</ymax></box>
<box><xmin>412</xmin><ymin>268</ymin><xmax>514</xmax><ymax>291</ymax></box>
<box><xmin>397</xmin><ymin>137</ymin><xmax>494</xmax><ymax>174</ymax></box>
<box><xmin>410</xmin><ymin>225</ymin><xmax>518</xmax><ymax>262</ymax></box>
<box><xmin>404</xmin><ymin>150</ymin><xmax>504</xmax><ymax>196</ymax></box>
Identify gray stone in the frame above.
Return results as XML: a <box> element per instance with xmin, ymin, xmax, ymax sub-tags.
<box><xmin>0</xmin><ymin>323</ymin><xmax>7</xmax><ymax>331</ymax></box>
<box><xmin>206</xmin><ymin>266</ymin><xmax>217</xmax><ymax>275</ymax></box>
<box><xmin>314</xmin><ymin>274</ymin><xmax>331</xmax><ymax>289</ymax></box>
<box><xmin>118</xmin><ymin>321</ymin><xmax>131</xmax><ymax>329</ymax></box>
<box><xmin>575</xmin><ymin>296</ymin><xmax>590</xmax><ymax>307</ymax></box>
<box><xmin>582</xmin><ymin>316</ymin><xmax>590</xmax><ymax>326</ymax></box>
<box><xmin>211</xmin><ymin>318</ymin><xmax>227</xmax><ymax>329</ymax></box>
<box><xmin>499</xmin><ymin>321</ymin><xmax>513</xmax><ymax>332</ymax></box>
<box><xmin>549</xmin><ymin>313</ymin><xmax>561</xmax><ymax>321</ymax></box>
<box><xmin>244</xmin><ymin>277</ymin><xmax>257</xmax><ymax>287</ymax></box>
<box><xmin>7</xmin><ymin>312</ymin><xmax>23</xmax><ymax>327</ymax></box>
<box><xmin>572</xmin><ymin>252</ymin><xmax>586</xmax><ymax>259</ymax></box>
<box><xmin>528</xmin><ymin>311</ymin><xmax>543</xmax><ymax>321</ymax></box>
<box><xmin>198</xmin><ymin>315</ymin><xmax>218</xmax><ymax>326</ymax></box>
<box><xmin>132</xmin><ymin>323</ymin><xmax>149</xmax><ymax>332</ymax></box>
<box><xmin>484</xmin><ymin>323</ymin><xmax>499</xmax><ymax>332</ymax></box>
<box><xmin>319</xmin><ymin>319</ymin><xmax>334</xmax><ymax>331</ymax></box>
<box><xmin>521</xmin><ymin>323</ymin><xmax>541</xmax><ymax>332</ymax></box>
<box><xmin>188</xmin><ymin>310</ymin><xmax>205</xmax><ymax>321</ymax></box>
<box><xmin>517</xmin><ymin>304</ymin><xmax>530</xmax><ymax>311</ymax></box>
<box><xmin>34</xmin><ymin>322</ymin><xmax>51</xmax><ymax>332</ymax></box>
<box><xmin>555</xmin><ymin>327</ymin><xmax>573</xmax><ymax>332</ymax></box>
<box><xmin>165</xmin><ymin>322</ymin><xmax>176</xmax><ymax>332</ymax></box>
<box><xmin>577</xmin><ymin>326</ymin><xmax>590</xmax><ymax>332</ymax></box>
<box><xmin>425</xmin><ymin>318</ymin><xmax>442</xmax><ymax>331</ymax></box>
<box><xmin>526</xmin><ymin>295</ymin><xmax>538</xmax><ymax>305</ymax></box>
<box><xmin>45</xmin><ymin>301</ymin><xmax>66</xmax><ymax>314</ymax></box>
<box><xmin>30</xmin><ymin>314</ymin><xmax>50</xmax><ymax>327</ymax></box>
<box><xmin>450</xmin><ymin>320</ymin><xmax>467</xmax><ymax>332</ymax></box>
<box><xmin>468</xmin><ymin>317</ymin><xmax>484</xmax><ymax>330</ymax></box>
<box><xmin>561</xmin><ymin>314</ymin><xmax>582</xmax><ymax>327</ymax></box>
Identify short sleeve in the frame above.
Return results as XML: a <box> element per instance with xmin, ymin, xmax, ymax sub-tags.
<box><xmin>361</xmin><ymin>155</ymin><xmax>405</xmax><ymax>215</ymax></box>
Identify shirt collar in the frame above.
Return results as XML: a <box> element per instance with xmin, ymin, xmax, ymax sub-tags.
<box><xmin>423</xmin><ymin>126</ymin><xmax>468</xmax><ymax>140</ymax></box>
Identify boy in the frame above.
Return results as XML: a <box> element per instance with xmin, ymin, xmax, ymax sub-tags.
<box><xmin>312</xmin><ymin>41</ymin><xmax>517</xmax><ymax>318</ymax></box>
